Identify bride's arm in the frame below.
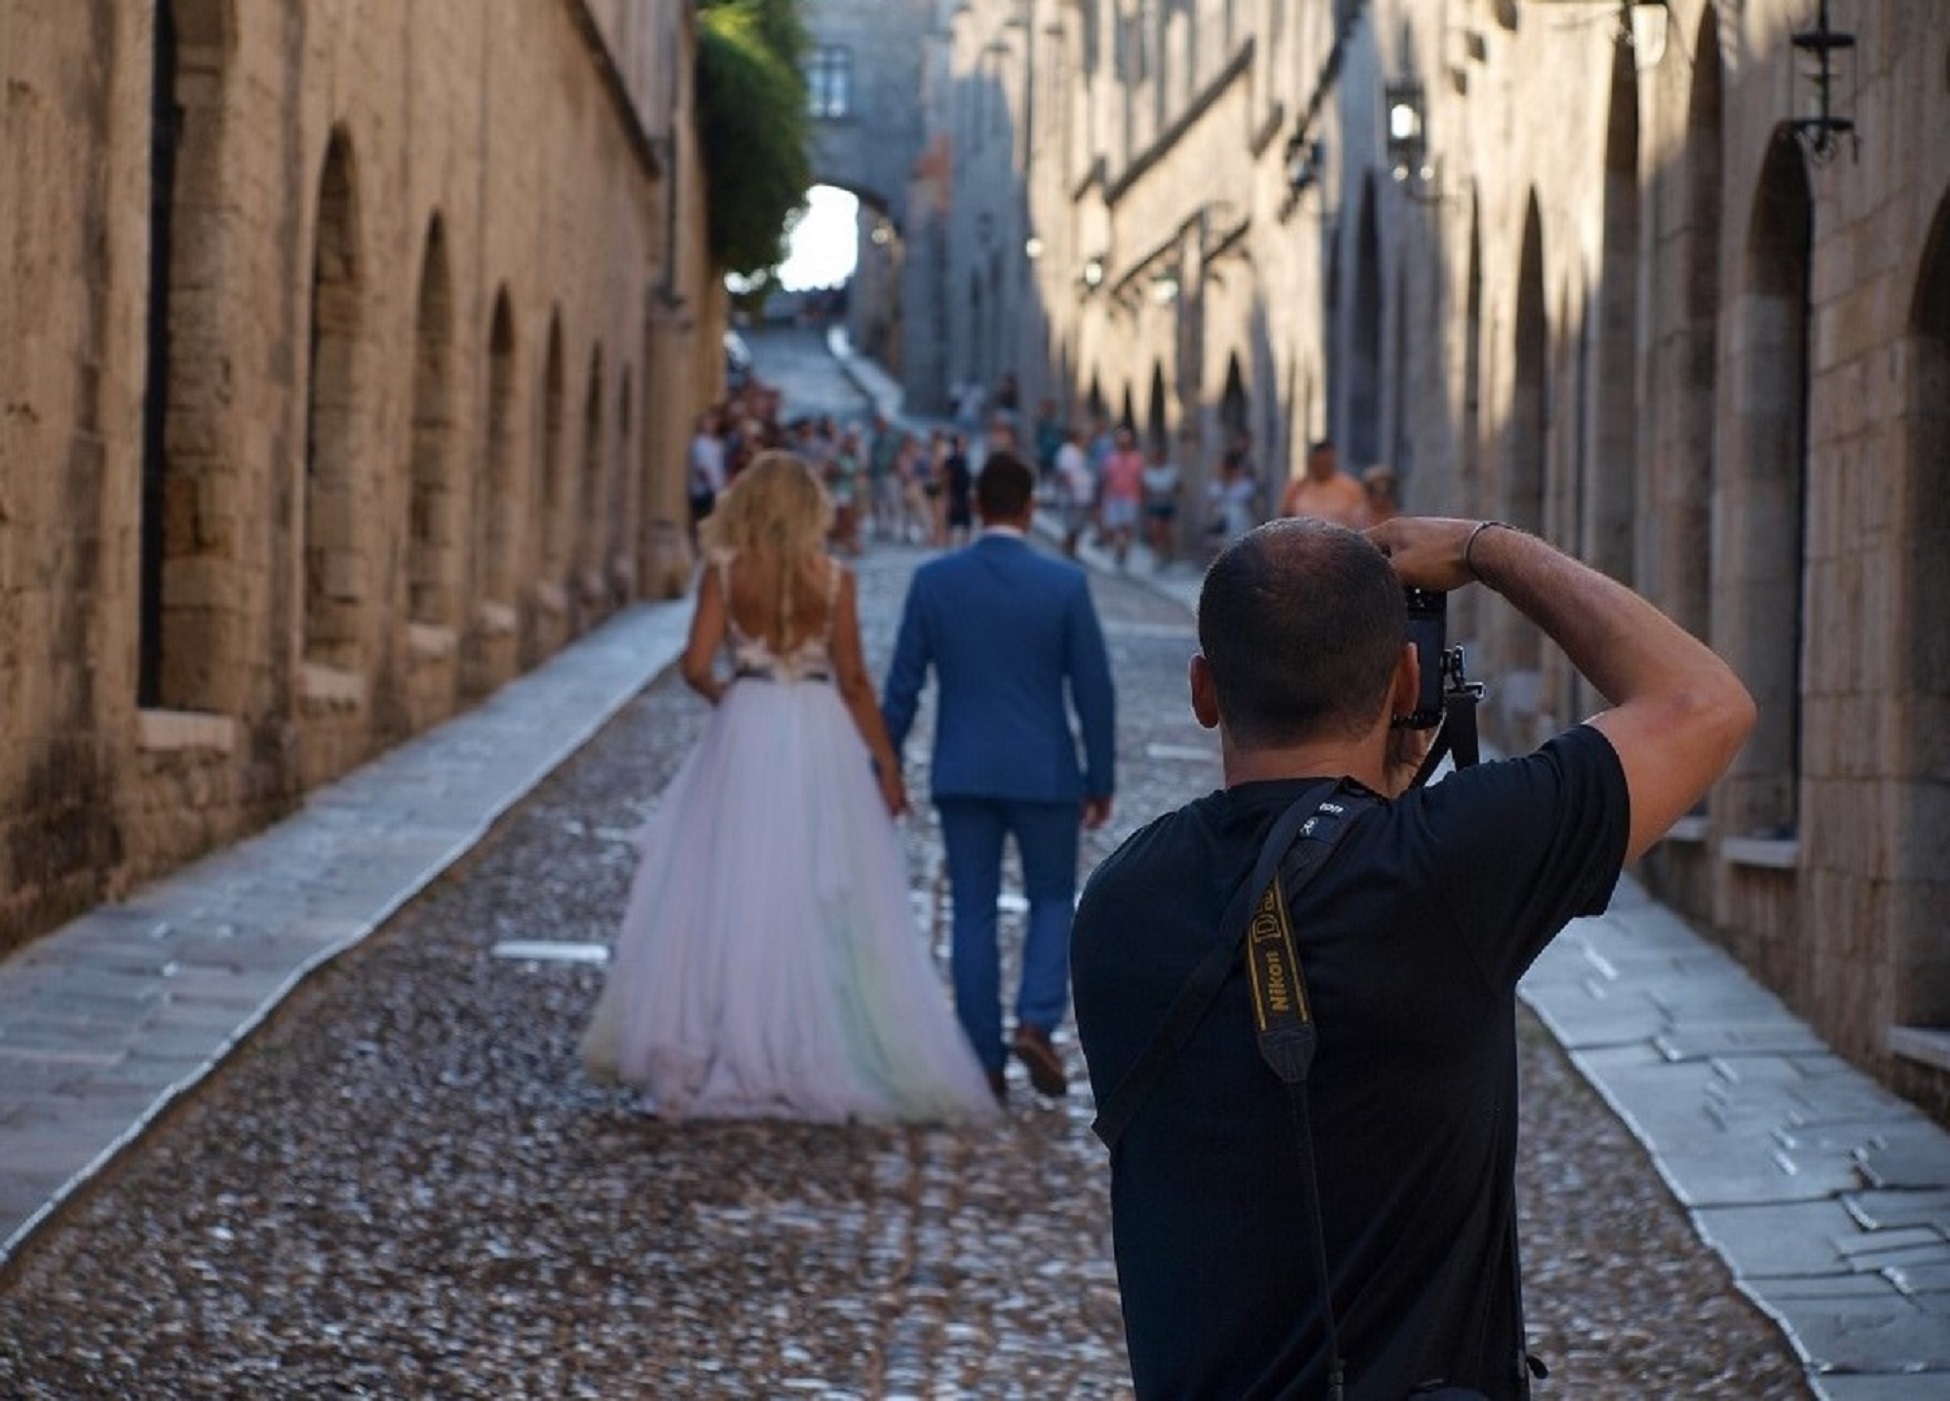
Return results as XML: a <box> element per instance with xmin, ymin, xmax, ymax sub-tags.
<box><xmin>679</xmin><ymin>561</ymin><xmax>729</xmax><ymax>704</ymax></box>
<box><xmin>831</xmin><ymin>567</ymin><xmax>908</xmax><ymax>816</ymax></box>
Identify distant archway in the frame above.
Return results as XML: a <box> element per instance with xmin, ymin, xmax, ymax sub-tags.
<box><xmin>539</xmin><ymin>314</ymin><xmax>567</xmax><ymax>581</ymax></box>
<box><xmin>481</xmin><ymin>290</ymin><xmax>518</xmax><ymax>606</ymax></box>
<box><xmin>1147</xmin><ymin>364</ymin><xmax>1169</xmax><ymax>453</ymax></box>
<box><xmin>577</xmin><ymin>344</ymin><xmax>606</xmax><ymax>619</ymax></box>
<box><xmin>1348</xmin><ymin>176</ymin><xmax>1382</xmax><ymax>467</ymax></box>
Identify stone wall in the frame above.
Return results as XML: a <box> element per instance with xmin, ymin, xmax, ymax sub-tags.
<box><xmin>0</xmin><ymin>0</ymin><xmax>713</xmax><ymax>955</ymax></box>
<box><xmin>934</xmin><ymin>0</ymin><xmax>1950</xmax><ymax>1116</ymax></box>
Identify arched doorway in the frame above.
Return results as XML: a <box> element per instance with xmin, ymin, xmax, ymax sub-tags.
<box><xmin>1348</xmin><ymin>176</ymin><xmax>1382</xmax><ymax>468</ymax></box>
<box><xmin>1720</xmin><ymin>132</ymin><xmax>1812</xmax><ymax>841</ymax></box>
<box><xmin>407</xmin><ymin>216</ymin><xmax>456</xmax><ymax>629</ymax></box>
<box><xmin>481</xmin><ymin>291</ymin><xmax>518</xmax><ymax>608</ymax></box>
<box><xmin>1667</xmin><ymin>5</ymin><xmax>1723</xmax><ymax>640</ymax></box>
<box><xmin>1896</xmin><ymin>191</ymin><xmax>1950</xmax><ymax>1026</ymax></box>
<box><xmin>577</xmin><ymin>345</ymin><xmax>606</xmax><ymax>627</ymax></box>
<box><xmin>303</xmin><ymin>130</ymin><xmax>364</xmax><ymax>674</ymax></box>
<box><xmin>1588</xmin><ymin>37</ymin><xmax>1640</xmax><ymax>584</ymax></box>
<box><xmin>1501</xmin><ymin>191</ymin><xmax>1550</xmax><ymax>708</ymax></box>
<box><xmin>1146</xmin><ymin>364</ymin><xmax>1169</xmax><ymax>454</ymax></box>
<box><xmin>139</xmin><ymin>0</ymin><xmax>235</xmax><ymax>712</ymax></box>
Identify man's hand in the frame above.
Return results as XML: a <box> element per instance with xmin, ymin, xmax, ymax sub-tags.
<box><xmin>1081</xmin><ymin>795</ymin><xmax>1113</xmax><ymax>830</ymax></box>
<box><xmin>1365</xmin><ymin>516</ymin><xmax>1482</xmax><ymax>592</ymax></box>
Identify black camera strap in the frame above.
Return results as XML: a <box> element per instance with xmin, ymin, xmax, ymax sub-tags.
<box><xmin>1244</xmin><ymin>791</ymin><xmax>1370</xmax><ymax>1401</ymax></box>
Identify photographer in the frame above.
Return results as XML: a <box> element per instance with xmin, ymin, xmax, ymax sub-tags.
<box><xmin>1071</xmin><ymin>517</ymin><xmax>1755</xmax><ymax>1399</ymax></box>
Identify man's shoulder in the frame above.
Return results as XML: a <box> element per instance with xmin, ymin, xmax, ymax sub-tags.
<box><xmin>1080</xmin><ymin>799</ymin><xmax>1221</xmax><ymax>921</ymax></box>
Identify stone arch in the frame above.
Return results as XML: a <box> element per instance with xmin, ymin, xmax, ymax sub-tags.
<box><xmin>1220</xmin><ymin>354</ymin><xmax>1249</xmax><ymax>445</ymax></box>
<box><xmin>1719</xmin><ymin>131</ymin><xmax>1813</xmax><ymax>840</ymax></box>
<box><xmin>1895</xmin><ymin>188</ymin><xmax>1950</xmax><ymax>1024</ymax></box>
<box><xmin>1588</xmin><ymin>36</ymin><xmax>1640</xmax><ymax>584</ymax></box>
<box><xmin>303</xmin><ymin>127</ymin><xmax>365</xmax><ymax>673</ymax></box>
<box><xmin>139</xmin><ymin>0</ymin><xmax>236</xmax><ymax>712</ymax></box>
<box><xmin>610</xmin><ymin>365</ymin><xmax>634</xmax><ymax>602</ymax></box>
<box><xmin>407</xmin><ymin>215</ymin><xmax>457</xmax><ymax>627</ymax></box>
<box><xmin>539</xmin><ymin>313</ymin><xmax>567</xmax><ymax>581</ymax></box>
<box><xmin>1146</xmin><ymin>363</ymin><xmax>1169</xmax><ymax>453</ymax></box>
<box><xmin>481</xmin><ymin>290</ymin><xmax>518</xmax><ymax>606</ymax></box>
<box><xmin>1348</xmin><ymin>174</ymin><xmax>1382</xmax><ymax>467</ymax></box>
<box><xmin>577</xmin><ymin>343</ymin><xmax>607</xmax><ymax>618</ymax></box>
<box><xmin>1501</xmin><ymin>190</ymin><xmax>1549</xmax><ymax>693</ymax></box>
<box><xmin>1507</xmin><ymin>191</ymin><xmax>1548</xmax><ymax>540</ymax></box>
<box><xmin>1664</xmin><ymin>3</ymin><xmax>1723</xmax><ymax>641</ymax></box>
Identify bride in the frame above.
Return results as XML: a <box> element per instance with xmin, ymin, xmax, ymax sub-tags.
<box><xmin>580</xmin><ymin>451</ymin><xmax>1000</xmax><ymax>1124</ymax></box>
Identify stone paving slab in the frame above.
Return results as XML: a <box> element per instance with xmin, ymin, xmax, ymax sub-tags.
<box><xmin>0</xmin><ymin>596</ymin><xmax>693</xmax><ymax>1267</ymax></box>
<box><xmin>1526</xmin><ymin>889</ymin><xmax>1950</xmax><ymax>1392</ymax></box>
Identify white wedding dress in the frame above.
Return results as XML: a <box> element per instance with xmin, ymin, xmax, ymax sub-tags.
<box><xmin>580</xmin><ymin>552</ymin><xmax>999</xmax><ymax>1124</ymax></box>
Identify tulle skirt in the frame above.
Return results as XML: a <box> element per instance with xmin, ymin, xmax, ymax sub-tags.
<box><xmin>580</xmin><ymin>675</ymin><xmax>999</xmax><ymax>1125</ymax></box>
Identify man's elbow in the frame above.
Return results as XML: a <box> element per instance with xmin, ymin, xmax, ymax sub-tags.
<box><xmin>1673</xmin><ymin>673</ymin><xmax>1758</xmax><ymax>776</ymax></box>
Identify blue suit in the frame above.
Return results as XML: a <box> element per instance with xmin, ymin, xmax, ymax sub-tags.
<box><xmin>883</xmin><ymin>531</ymin><xmax>1116</xmax><ymax>1072</ymax></box>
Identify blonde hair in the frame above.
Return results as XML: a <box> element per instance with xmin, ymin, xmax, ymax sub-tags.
<box><xmin>697</xmin><ymin>451</ymin><xmax>835</xmax><ymax>651</ymax></box>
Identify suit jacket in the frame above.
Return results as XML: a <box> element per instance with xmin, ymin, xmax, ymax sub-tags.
<box><xmin>883</xmin><ymin>533</ymin><xmax>1115</xmax><ymax>804</ymax></box>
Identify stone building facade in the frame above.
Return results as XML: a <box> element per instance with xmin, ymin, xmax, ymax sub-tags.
<box><xmin>0</xmin><ymin>0</ymin><xmax>717</xmax><ymax>954</ymax></box>
<box><xmin>932</xmin><ymin>0</ymin><xmax>1950</xmax><ymax>1116</ymax></box>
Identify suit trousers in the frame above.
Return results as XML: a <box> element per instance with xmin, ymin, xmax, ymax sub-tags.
<box><xmin>935</xmin><ymin>796</ymin><xmax>1081</xmax><ymax>1072</ymax></box>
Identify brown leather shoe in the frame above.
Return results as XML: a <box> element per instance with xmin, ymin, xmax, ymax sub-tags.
<box><xmin>986</xmin><ymin>1068</ymin><xmax>1008</xmax><ymax>1105</ymax></box>
<box><xmin>1011</xmin><ymin>1024</ymin><xmax>1067</xmax><ymax>1098</ymax></box>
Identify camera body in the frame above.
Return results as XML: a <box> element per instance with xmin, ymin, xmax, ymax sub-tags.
<box><xmin>1402</xmin><ymin>588</ymin><xmax>1450</xmax><ymax>730</ymax></box>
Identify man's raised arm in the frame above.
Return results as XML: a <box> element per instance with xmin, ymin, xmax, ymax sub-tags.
<box><xmin>1371</xmin><ymin>518</ymin><xmax>1757</xmax><ymax>861</ymax></box>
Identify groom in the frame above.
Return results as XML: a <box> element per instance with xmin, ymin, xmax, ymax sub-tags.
<box><xmin>883</xmin><ymin>452</ymin><xmax>1116</xmax><ymax>1102</ymax></box>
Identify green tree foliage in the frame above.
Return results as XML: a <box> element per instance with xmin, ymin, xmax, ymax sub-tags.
<box><xmin>697</xmin><ymin>0</ymin><xmax>813</xmax><ymax>278</ymax></box>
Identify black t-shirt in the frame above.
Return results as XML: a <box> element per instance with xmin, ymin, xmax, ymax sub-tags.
<box><xmin>1072</xmin><ymin>725</ymin><xmax>1629</xmax><ymax>1400</ymax></box>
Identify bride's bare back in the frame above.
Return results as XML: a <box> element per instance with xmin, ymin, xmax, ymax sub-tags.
<box><xmin>723</xmin><ymin>548</ymin><xmax>835</xmax><ymax>656</ymax></box>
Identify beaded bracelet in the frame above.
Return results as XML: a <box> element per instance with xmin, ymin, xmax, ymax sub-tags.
<box><xmin>1463</xmin><ymin>520</ymin><xmax>1510</xmax><ymax>580</ymax></box>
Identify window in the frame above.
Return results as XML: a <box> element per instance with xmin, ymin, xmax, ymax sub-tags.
<box><xmin>807</xmin><ymin>46</ymin><xmax>852</xmax><ymax>119</ymax></box>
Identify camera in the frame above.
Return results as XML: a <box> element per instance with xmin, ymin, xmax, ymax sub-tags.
<box><xmin>1399</xmin><ymin>588</ymin><xmax>1488</xmax><ymax>783</ymax></box>
<box><xmin>1401</xmin><ymin>588</ymin><xmax>1449</xmax><ymax>730</ymax></box>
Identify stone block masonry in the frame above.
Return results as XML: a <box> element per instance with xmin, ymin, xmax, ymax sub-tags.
<box><xmin>0</xmin><ymin>0</ymin><xmax>713</xmax><ymax>957</ymax></box>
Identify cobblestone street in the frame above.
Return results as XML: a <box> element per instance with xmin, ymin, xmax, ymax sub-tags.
<box><xmin>0</xmin><ymin>332</ymin><xmax>1819</xmax><ymax>1397</ymax></box>
<box><xmin>0</xmin><ymin>539</ymin><xmax>1811</xmax><ymax>1398</ymax></box>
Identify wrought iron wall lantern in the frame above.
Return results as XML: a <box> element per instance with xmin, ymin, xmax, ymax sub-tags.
<box><xmin>1384</xmin><ymin>80</ymin><xmax>1442</xmax><ymax>203</ymax></box>
<box><xmin>1285</xmin><ymin>133</ymin><xmax>1326</xmax><ymax>197</ymax></box>
<box><xmin>1080</xmin><ymin>256</ymin><xmax>1107</xmax><ymax>292</ymax></box>
<box><xmin>1790</xmin><ymin>0</ymin><xmax>1857</xmax><ymax>165</ymax></box>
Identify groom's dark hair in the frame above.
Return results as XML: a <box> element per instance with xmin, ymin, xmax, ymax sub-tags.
<box><xmin>975</xmin><ymin>452</ymin><xmax>1035</xmax><ymax>521</ymax></box>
